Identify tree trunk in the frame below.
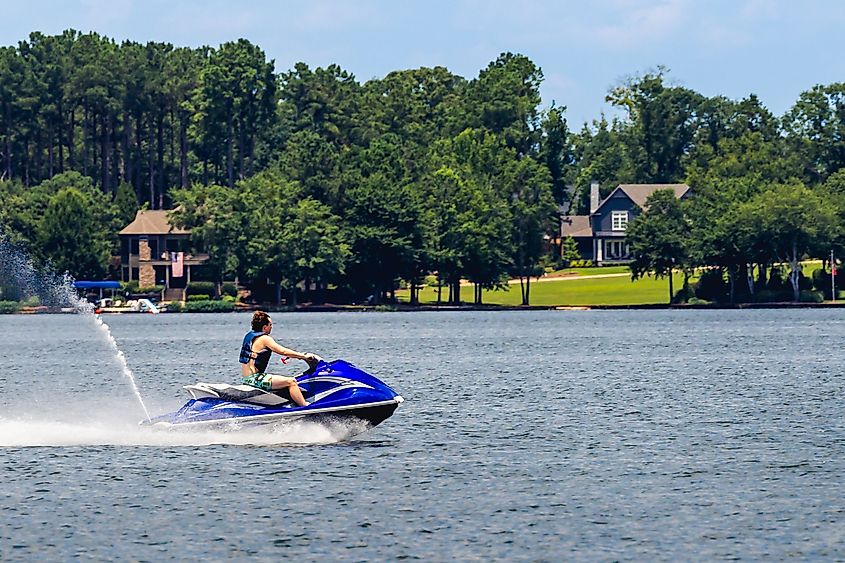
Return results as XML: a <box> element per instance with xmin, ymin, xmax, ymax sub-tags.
<box><xmin>451</xmin><ymin>280</ymin><xmax>461</xmax><ymax>305</ymax></box>
<box><xmin>668</xmin><ymin>271</ymin><xmax>674</xmax><ymax>304</ymax></box>
<box><xmin>180</xmin><ymin>114</ymin><xmax>188</xmax><ymax>188</ymax></box>
<box><xmin>227</xmin><ymin>113</ymin><xmax>234</xmax><ymax>188</ymax></box>
<box><xmin>148</xmin><ymin>125</ymin><xmax>155</xmax><ymax>208</ymax></box>
<box><xmin>157</xmin><ymin>114</ymin><xmax>164</xmax><ymax>208</ymax></box>
<box><xmin>728</xmin><ymin>269</ymin><xmax>735</xmax><ymax>304</ymax></box>
<box><xmin>524</xmin><ymin>276</ymin><xmax>531</xmax><ymax>306</ymax></box>
<box><xmin>47</xmin><ymin>124</ymin><xmax>54</xmax><ymax>178</ymax></box>
<box><xmin>790</xmin><ymin>240</ymin><xmax>800</xmax><ymax>302</ymax></box>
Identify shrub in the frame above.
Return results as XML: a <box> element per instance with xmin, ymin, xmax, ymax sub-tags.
<box><xmin>221</xmin><ymin>282</ymin><xmax>237</xmax><ymax>297</ymax></box>
<box><xmin>799</xmin><ymin>290</ymin><xmax>824</xmax><ymax>303</ymax></box>
<box><xmin>137</xmin><ymin>285</ymin><xmax>163</xmax><ymax>294</ymax></box>
<box><xmin>121</xmin><ymin>280</ymin><xmax>139</xmax><ymax>292</ymax></box>
<box><xmin>0</xmin><ymin>301</ymin><xmax>20</xmax><ymax>314</ymax></box>
<box><xmin>424</xmin><ymin>275</ymin><xmax>439</xmax><ymax>287</ymax></box>
<box><xmin>672</xmin><ymin>281</ymin><xmax>696</xmax><ymax>304</ymax></box>
<box><xmin>187</xmin><ymin>294</ymin><xmax>211</xmax><ymax>301</ymax></box>
<box><xmin>182</xmin><ymin>299</ymin><xmax>235</xmax><ymax>312</ymax></box>
<box><xmin>221</xmin><ymin>295</ymin><xmax>236</xmax><ymax>303</ymax></box>
<box><xmin>186</xmin><ymin>281</ymin><xmax>215</xmax><ymax>297</ymax></box>
<box><xmin>695</xmin><ymin>269</ymin><xmax>728</xmax><ymax>302</ymax></box>
<box><xmin>755</xmin><ymin>289</ymin><xmax>791</xmax><ymax>303</ymax></box>
<box><xmin>812</xmin><ymin>268</ymin><xmax>835</xmax><ymax>299</ymax></box>
<box><xmin>21</xmin><ymin>295</ymin><xmax>41</xmax><ymax>307</ymax></box>
<box><xmin>687</xmin><ymin>297</ymin><xmax>710</xmax><ymax>305</ymax></box>
<box><xmin>166</xmin><ymin>301</ymin><xmax>184</xmax><ymax>312</ymax></box>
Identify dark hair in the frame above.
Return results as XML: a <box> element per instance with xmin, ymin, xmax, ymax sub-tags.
<box><xmin>252</xmin><ymin>311</ymin><xmax>271</xmax><ymax>331</ymax></box>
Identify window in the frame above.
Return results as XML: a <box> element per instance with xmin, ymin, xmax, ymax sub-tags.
<box><xmin>606</xmin><ymin>240</ymin><xmax>628</xmax><ymax>259</ymax></box>
<box><xmin>611</xmin><ymin>210</ymin><xmax>628</xmax><ymax>231</ymax></box>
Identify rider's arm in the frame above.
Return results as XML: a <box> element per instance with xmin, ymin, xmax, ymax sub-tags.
<box><xmin>260</xmin><ymin>335</ymin><xmax>310</xmax><ymax>360</ymax></box>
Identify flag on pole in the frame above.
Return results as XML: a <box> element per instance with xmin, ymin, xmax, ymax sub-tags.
<box><xmin>171</xmin><ymin>252</ymin><xmax>184</xmax><ymax>278</ymax></box>
<box><xmin>833</xmin><ymin>265</ymin><xmax>837</xmax><ymax>277</ymax></box>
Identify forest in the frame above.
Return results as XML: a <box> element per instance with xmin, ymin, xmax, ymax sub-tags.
<box><xmin>0</xmin><ymin>30</ymin><xmax>843</xmax><ymax>305</ymax></box>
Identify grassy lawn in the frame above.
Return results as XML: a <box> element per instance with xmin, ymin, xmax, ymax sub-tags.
<box><xmin>398</xmin><ymin>271</ymin><xmax>686</xmax><ymax>306</ymax></box>
<box><xmin>396</xmin><ymin>261</ymin><xmax>828</xmax><ymax>307</ymax></box>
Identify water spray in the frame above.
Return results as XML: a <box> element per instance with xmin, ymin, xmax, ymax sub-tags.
<box><xmin>0</xmin><ymin>236</ymin><xmax>152</xmax><ymax>421</ymax></box>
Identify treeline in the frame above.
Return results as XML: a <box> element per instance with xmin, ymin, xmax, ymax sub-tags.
<box><xmin>1</xmin><ymin>32</ymin><xmax>844</xmax><ymax>304</ymax></box>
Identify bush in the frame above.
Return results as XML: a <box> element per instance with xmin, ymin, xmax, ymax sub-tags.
<box><xmin>687</xmin><ymin>297</ymin><xmax>710</xmax><ymax>305</ymax></box>
<box><xmin>799</xmin><ymin>290</ymin><xmax>824</xmax><ymax>303</ymax></box>
<box><xmin>755</xmin><ymin>289</ymin><xmax>791</xmax><ymax>303</ymax></box>
<box><xmin>672</xmin><ymin>281</ymin><xmax>696</xmax><ymax>304</ymax></box>
<box><xmin>695</xmin><ymin>269</ymin><xmax>728</xmax><ymax>302</ymax></box>
<box><xmin>166</xmin><ymin>301</ymin><xmax>184</xmax><ymax>312</ymax></box>
<box><xmin>0</xmin><ymin>301</ymin><xmax>20</xmax><ymax>314</ymax></box>
<box><xmin>137</xmin><ymin>285</ymin><xmax>163</xmax><ymax>294</ymax></box>
<box><xmin>121</xmin><ymin>280</ymin><xmax>139</xmax><ymax>292</ymax></box>
<box><xmin>21</xmin><ymin>295</ymin><xmax>41</xmax><ymax>307</ymax></box>
<box><xmin>424</xmin><ymin>275</ymin><xmax>439</xmax><ymax>287</ymax></box>
<box><xmin>812</xmin><ymin>268</ymin><xmax>835</xmax><ymax>299</ymax></box>
<box><xmin>221</xmin><ymin>282</ymin><xmax>237</xmax><ymax>297</ymax></box>
<box><xmin>187</xmin><ymin>281</ymin><xmax>215</xmax><ymax>297</ymax></box>
<box><xmin>182</xmin><ymin>299</ymin><xmax>235</xmax><ymax>312</ymax></box>
<box><xmin>221</xmin><ymin>295</ymin><xmax>236</xmax><ymax>303</ymax></box>
<box><xmin>187</xmin><ymin>294</ymin><xmax>211</xmax><ymax>301</ymax></box>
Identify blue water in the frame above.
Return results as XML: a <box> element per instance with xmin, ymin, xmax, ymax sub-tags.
<box><xmin>1</xmin><ymin>310</ymin><xmax>843</xmax><ymax>560</ymax></box>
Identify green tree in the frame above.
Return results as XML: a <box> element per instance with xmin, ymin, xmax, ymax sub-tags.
<box><xmin>607</xmin><ymin>68</ymin><xmax>704</xmax><ymax>183</ymax></box>
<box><xmin>169</xmin><ymin>182</ymin><xmax>243</xmax><ymax>292</ymax></box>
<box><xmin>626</xmin><ymin>189</ymin><xmax>688</xmax><ymax>303</ymax></box>
<box><xmin>38</xmin><ymin>187</ymin><xmax>111</xmax><ymax>278</ymax></box>
<box><xmin>747</xmin><ymin>181</ymin><xmax>837</xmax><ymax>301</ymax></box>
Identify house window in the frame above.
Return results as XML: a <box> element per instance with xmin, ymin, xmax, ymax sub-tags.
<box><xmin>611</xmin><ymin>211</ymin><xmax>628</xmax><ymax>231</ymax></box>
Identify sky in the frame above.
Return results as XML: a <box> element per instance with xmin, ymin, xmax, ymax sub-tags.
<box><xmin>2</xmin><ymin>0</ymin><xmax>844</xmax><ymax>127</ymax></box>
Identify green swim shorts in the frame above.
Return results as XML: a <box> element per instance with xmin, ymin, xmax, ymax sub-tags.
<box><xmin>242</xmin><ymin>372</ymin><xmax>273</xmax><ymax>391</ymax></box>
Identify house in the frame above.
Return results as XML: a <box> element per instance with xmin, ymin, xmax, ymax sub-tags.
<box><xmin>118</xmin><ymin>209</ymin><xmax>208</xmax><ymax>300</ymax></box>
<box><xmin>561</xmin><ymin>182</ymin><xmax>691</xmax><ymax>265</ymax></box>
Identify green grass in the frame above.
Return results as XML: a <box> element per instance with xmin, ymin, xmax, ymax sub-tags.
<box><xmin>399</xmin><ymin>271</ymin><xmax>686</xmax><ymax>306</ymax></box>
<box><xmin>398</xmin><ymin>261</ymin><xmax>827</xmax><ymax>307</ymax></box>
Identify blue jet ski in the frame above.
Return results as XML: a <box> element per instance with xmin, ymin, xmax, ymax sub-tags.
<box><xmin>142</xmin><ymin>359</ymin><xmax>403</xmax><ymax>432</ymax></box>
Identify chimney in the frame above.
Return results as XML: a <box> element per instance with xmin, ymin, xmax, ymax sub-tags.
<box><xmin>590</xmin><ymin>182</ymin><xmax>600</xmax><ymax>214</ymax></box>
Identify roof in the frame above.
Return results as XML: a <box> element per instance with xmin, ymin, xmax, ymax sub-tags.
<box><xmin>119</xmin><ymin>210</ymin><xmax>190</xmax><ymax>236</ymax></box>
<box><xmin>596</xmin><ymin>184</ymin><xmax>690</xmax><ymax>213</ymax></box>
<box><xmin>560</xmin><ymin>215</ymin><xmax>592</xmax><ymax>238</ymax></box>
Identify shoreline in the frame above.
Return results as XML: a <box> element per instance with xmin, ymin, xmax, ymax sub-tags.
<box><xmin>5</xmin><ymin>301</ymin><xmax>845</xmax><ymax>314</ymax></box>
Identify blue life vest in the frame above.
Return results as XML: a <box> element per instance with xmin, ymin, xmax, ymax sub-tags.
<box><xmin>239</xmin><ymin>330</ymin><xmax>271</xmax><ymax>373</ymax></box>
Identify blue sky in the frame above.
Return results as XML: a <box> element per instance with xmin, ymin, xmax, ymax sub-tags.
<box><xmin>2</xmin><ymin>0</ymin><xmax>844</xmax><ymax>127</ymax></box>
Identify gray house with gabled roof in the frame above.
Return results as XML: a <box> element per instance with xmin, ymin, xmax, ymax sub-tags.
<box><xmin>561</xmin><ymin>182</ymin><xmax>691</xmax><ymax>265</ymax></box>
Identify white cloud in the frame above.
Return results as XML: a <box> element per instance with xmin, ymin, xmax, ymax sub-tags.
<box><xmin>590</xmin><ymin>0</ymin><xmax>689</xmax><ymax>48</ymax></box>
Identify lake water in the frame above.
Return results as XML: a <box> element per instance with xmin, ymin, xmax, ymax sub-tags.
<box><xmin>1</xmin><ymin>310</ymin><xmax>843</xmax><ymax>560</ymax></box>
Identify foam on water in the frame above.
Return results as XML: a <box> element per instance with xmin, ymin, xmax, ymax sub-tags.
<box><xmin>0</xmin><ymin>415</ymin><xmax>367</xmax><ymax>447</ymax></box>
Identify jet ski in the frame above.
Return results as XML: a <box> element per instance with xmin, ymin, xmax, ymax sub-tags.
<box><xmin>142</xmin><ymin>359</ymin><xmax>403</xmax><ymax>433</ymax></box>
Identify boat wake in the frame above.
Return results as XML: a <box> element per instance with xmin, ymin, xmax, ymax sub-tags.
<box><xmin>0</xmin><ymin>414</ymin><xmax>370</xmax><ymax>447</ymax></box>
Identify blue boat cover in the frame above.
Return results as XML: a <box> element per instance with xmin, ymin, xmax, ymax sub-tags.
<box><xmin>73</xmin><ymin>281</ymin><xmax>121</xmax><ymax>289</ymax></box>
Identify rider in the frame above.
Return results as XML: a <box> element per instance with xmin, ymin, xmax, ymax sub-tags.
<box><xmin>239</xmin><ymin>311</ymin><xmax>319</xmax><ymax>407</ymax></box>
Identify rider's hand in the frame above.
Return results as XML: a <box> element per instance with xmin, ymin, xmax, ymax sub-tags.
<box><xmin>304</xmin><ymin>353</ymin><xmax>323</xmax><ymax>363</ymax></box>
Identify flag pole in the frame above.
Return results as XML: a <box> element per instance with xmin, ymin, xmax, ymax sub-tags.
<box><xmin>832</xmin><ymin>249</ymin><xmax>836</xmax><ymax>303</ymax></box>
